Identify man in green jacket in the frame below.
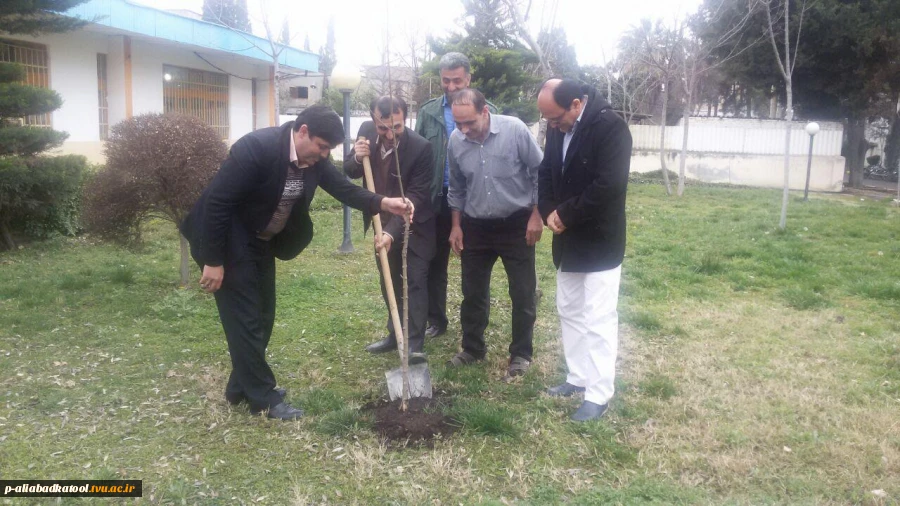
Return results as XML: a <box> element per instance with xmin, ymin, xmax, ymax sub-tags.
<box><xmin>416</xmin><ymin>52</ymin><xmax>497</xmax><ymax>339</ymax></box>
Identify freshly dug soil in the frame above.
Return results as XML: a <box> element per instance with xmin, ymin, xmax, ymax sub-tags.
<box><xmin>364</xmin><ymin>396</ymin><xmax>456</xmax><ymax>445</ymax></box>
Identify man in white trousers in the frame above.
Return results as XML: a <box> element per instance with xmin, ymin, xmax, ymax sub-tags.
<box><xmin>536</xmin><ymin>78</ymin><xmax>632</xmax><ymax>421</ymax></box>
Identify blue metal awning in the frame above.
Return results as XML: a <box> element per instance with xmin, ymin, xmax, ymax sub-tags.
<box><xmin>67</xmin><ymin>0</ymin><xmax>319</xmax><ymax>71</ymax></box>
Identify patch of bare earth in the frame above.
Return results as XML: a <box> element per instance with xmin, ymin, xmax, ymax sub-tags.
<box><xmin>364</xmin><ymin>396</ymin><xmax>456</xmax><ymax>446</ymax></box>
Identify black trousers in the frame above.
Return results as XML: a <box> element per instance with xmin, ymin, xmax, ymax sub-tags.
<box><xmin>459</xmin><ymin>209</ymin><xmax>536</xmax><ymax>361</ymax></box>
<box><xmin>426</xmin><ymin>190</ymin><xmax>452</xmax><ymax>330</ymax></box>
<box><xmin>376</xmin><ymin>222</ymin><xmax>435</xmax><ymax>353</ymax></box>
<box><xmin>213</xmin><ymin>238</ymin><xmax>282</xmax><ymax>412</ymax></box>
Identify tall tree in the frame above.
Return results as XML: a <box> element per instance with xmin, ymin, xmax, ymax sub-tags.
<box><xmin>705</xmin><ymin>0</ymin><xmax>900</xmax><ymax>189</ymax></box>
<box><xmin>204</xmin><ymin>3</ymin><xmax>295</xmax><ymax>115</ymax></box>
<box><xmin>621</xmin><ymin>19</ymin><xmax>684</xmax><ymax>195</ymax></box>
<box><xmin>0</xmin><ymin>0</ymin><xmax>90</xmax><ymax>249</ymax></box>
<box><xmin>499</xmin><ymin>0</ymin><xmax>551</xmax><ymax>77</ymax></box>
<box><xmin>320</xmin><ymin>17</ymin><xmax>336</xmax><ymax>90</ymax></box>
<box><xmin>674</xmin><ymin>1</ymin><xmax>756</xmax><ymax>196</ymax></box>
<box><xmin>537</xmin><ymin>27</ymin><xmax>581</xmax><ymax>79</ymax></box>
<box><xmin>202</xmin><ymin>0</ymin><xmax>250</xmax><ymax>32</ymax></box>
<box><xmin>425</xmin><ymin>0</ymin><xmax>542</xmax><ymax>123</ymax></box>
<box><xmin>0</xmin><ymin>0</ymin><xmax>90</xmax><ymax>35</ymax></box>
<box><xmin>428</xmin><ymin>34</ymin><xmax>541</xmax><ymax>123</ymax></box>
<box><xmin>758</xmin><ymin>0</ymin><xmax>809</xmax><ymax>230</ymax></box>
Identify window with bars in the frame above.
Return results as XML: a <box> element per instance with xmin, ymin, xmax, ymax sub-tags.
<box><xmin>289</xmin><ymin>86</ymin><xmax>309</xmax><ymax>99</ymax></box>
<box><xmin>162</xmin><ymin>64</ymin><xmax>229</xmax><ymax>138</ymax></box>
<box><xmin>0</xmin><ymin>38</ymin><xmax>51</xmax><ymax>127</ymax></box>
<box><xmin>97</xmin><ymin>54</ymin><xmax>109</xmax><ymax>140</ymax></box>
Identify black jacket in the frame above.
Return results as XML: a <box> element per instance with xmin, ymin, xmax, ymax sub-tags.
<box><xmin>181</xmin><ymin>122</ymin><xmax>384</xmax><ymax>266</ymax></box>
<box><xmin>343</xmin><ymin>122</ymin><xmax>434</xmax><ymax>242</ymax></box>
<box><xmin>538</xmin><ymin>86</ymin><xmax>631</xmax><ymax>272</ymax></box>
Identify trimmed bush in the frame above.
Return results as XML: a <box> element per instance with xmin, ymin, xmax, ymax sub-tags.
<box><xmin>82</xmin><ymin>113</ymin><xmax>225</xmax><ymax>284</ymax></box>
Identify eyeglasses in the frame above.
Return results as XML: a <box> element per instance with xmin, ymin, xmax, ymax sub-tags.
<box><xmin>541</xmin><ymin>108</ymin><xmax>569</xmax><ymax>123</ymax></box>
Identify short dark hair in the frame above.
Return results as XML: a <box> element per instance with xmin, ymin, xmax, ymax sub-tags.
<box><xmin>450</xmin><ymin>88</ymin><xmax>486</xmax><ymax>113</ymax></box>
<box><xmin>543</xmin><ymin>78</ymin><xmax>587</xmax><ymax>109</ymax></box>
<box><xmin>439</xmin><ymin>52</ymin><xmax>471</xmax><ymax>74</ymax></box>
<box><xmin>370</xmin><ymin>95</ymin><xmax>408</xmax><ymax>120</ymax></box>
<box><xmin>293</xmin><ymin>105</ymin><xmax>344</xmax><ymax>146</ymax></box>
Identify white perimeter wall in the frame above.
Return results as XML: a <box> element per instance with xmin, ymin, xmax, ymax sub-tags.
<box><xmin>629</xmin><ymin>118</ymin><xmax>846</xmax><ymax>192</ymax></box>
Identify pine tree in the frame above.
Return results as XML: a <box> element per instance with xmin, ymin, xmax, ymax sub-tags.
<box><xmin>320</xmin><ymin>18</ymin><xmax>336</xmax><ymax>90</ymax></box>
<box><xmin>0</xmin><ymin>0</ymin><xmax>90</xmax><ymax>36</ymax></box>
<box><xmin>0</xmin><ymin>0</ymin><xmax>90</xmax><ymax>249</ymax></box>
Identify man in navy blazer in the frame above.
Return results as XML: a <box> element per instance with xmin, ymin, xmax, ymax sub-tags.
<box><xmin>537</xmin><ymin>79</ymin><xmax>631</xmax><ymax>422</ymax></box>
<box><xmin>181</xmin><ymin>105</ymin><xmax>412</xmax><ymax>420</ymax></box>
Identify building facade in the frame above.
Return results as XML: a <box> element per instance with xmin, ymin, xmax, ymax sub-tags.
<box><xmin>0</xmin><ymin>0</ymin><xmax>319</xmax><ymax>163</ymax></box>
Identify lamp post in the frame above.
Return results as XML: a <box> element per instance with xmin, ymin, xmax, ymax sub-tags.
<box><xmin>803</xmin><ymin>122</ymin><xmax>820</xmax><ymax>201</ymax></box>
<box><xmin>330</xmin><ymin>63</ymin><xmax>362</xmax><ymax>253</ymax></box>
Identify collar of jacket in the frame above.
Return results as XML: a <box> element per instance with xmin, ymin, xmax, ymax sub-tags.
<box><xmin>578</xmin><ymin>86</ymin><xmax>614</xmax><ymax>126</ymax></box>
<box><xmin>377</xmin><ymin>127</ymin><xmax>409</xmax><ymax>157</ymax></box>
<box><xmin>418</xmin><ymin>97</ymin><xmax>444</xmax><ymax>121</ymax></box>
<box><xmin>282</xmin><ymin>120</ymin><xmax>333</xmax><ymax>173</ymax></box>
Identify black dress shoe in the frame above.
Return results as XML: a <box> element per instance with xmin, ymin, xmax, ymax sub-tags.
<box><xmin>424</xmin><ymin>325</ymin><xmax>446</xmax><ymax>339</ymax></box>
<box><xmin>570</xmin><ymin>401</ymin><xmax>607</xmax><ymax>422</ymax></box>
<box><xmin>226</xmin><ymin>386</ymin><xmax>287</xmax><ymax>406</ymax></box>
<box><xmin>546</xmin><ymin>382</ymin><xmax>586</xmax><ymax>397</ymax></box>
<box><xmin>365</xmin><ymin>337</ymin><xmax>397</xmax><ymax>354</ymax></box>
<box><xmin>265</xmin><ymin>402</ymin><xmax>304</xmax><ymax>420</ymax></box>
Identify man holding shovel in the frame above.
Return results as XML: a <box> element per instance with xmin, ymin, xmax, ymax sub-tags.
<box><xmin>344</xmin><ymin>96</ymin><xmax>435</xmax><ymax>362</ymax></box>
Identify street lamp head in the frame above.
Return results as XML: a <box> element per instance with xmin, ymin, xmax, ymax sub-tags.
<box><xmin>805</xmin><ymin>122</ymin><xmax>820</xmax><ymax>136</ymax></box>
<box><xmin>330</xmin><ymin>63</ymin><xmax>361</xmax><ymax>92</ymax></box>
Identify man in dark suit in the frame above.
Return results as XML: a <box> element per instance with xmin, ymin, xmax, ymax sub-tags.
<box><xmin>344</xmin><ymin>96</ymin><xmax>435</xmax><ymax>360</ymax></box>
<box><xmin>181</xmin><ymin>105</ymin><xmax>413</xmax><ymax>420</ymax></box>
<box><xmin>536</xmin><ymin>79</ymin><xmax>632</xmax><ymax>422</ymax></box>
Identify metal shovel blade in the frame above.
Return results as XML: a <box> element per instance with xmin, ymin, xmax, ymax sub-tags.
<box><xmin>385</xmin><ymin>362</ymin><xmax>433</xmax><ymax>401</ymax></box>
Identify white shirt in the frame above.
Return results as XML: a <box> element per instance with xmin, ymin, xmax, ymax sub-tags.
<box><xmin>562</xmin><ymin>98</ymin><xmax>587</xmax><ymax>164</ymax></box>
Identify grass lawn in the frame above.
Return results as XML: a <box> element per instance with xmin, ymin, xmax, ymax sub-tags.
<box><xmin>1</xmin><ymin>182</ymin><xmax>898</xmax><ymax>505</ymax></box>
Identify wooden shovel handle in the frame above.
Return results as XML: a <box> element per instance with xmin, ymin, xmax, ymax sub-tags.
<box><xmin>359</xmin><ymin>137</ymin><xmax>406</xmax><ymax>357</ymax></box>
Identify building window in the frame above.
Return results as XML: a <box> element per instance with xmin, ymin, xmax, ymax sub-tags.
<box><xmin>289</xmin><ymin>86</ymin><xmax>309</xmax><ymax>99</ymax></box>
<box><xmin>0</xmin><ymin>38</ymin><xmax>51</xmax><ymax>127</ymax></box>
<box><xmin>162</xmin><ymin>64</ymin><xmax>229</xmax><ymax>138</ymax></box>
<box><xmin>97</xmin><ymin>54</ymin><xmax>109</xmax><ymax>140</ymax></box>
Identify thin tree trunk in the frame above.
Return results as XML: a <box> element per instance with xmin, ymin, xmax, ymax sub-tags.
<box><xmin>779</xmin><ymin>83</ymin><xmax>793</xmax><ymax>230</ymax></box>
<box><xmin>273</xmin><ymin>59</ymin><xmax>280</xmax><ymax>121</ymax></box>
<box><xmin>0</xmin><ymin>219</ymin><xmax>15</xmax><ymax>250</ymax></box>
<box><xmin>179</xmin><ymin>233</ymin><xmax>190</xmax><ymax>287</ymax></box>
<box><xmin>536</xmin><ymin>119</ymin><xmax>547</xmax><ymax>147</ymax></box>
<box><xmin>386</xmin><ymin>49</ymin><xmax>411</xmax><ymax>411</ymax></box>
<box><xmin>846</xmin><ymin>119</ymin><xmax>867</xmax><ymax>189</ymax></box>
<box><xmin>883</xmin><ymin>92</ymin><xmax>900</xmax><ymax>172</ymax></box>
<box><xmin>678</xmin><ymin>91</ymin><xmax>692</xmax><ymax>196</ymax></box>
<box><xmin>658</xmin><ymin>82</ymin><xmax>672</xmax><ymax>195</ymax></box>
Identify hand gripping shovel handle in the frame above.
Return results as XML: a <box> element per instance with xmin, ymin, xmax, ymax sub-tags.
<box><xmin>359</xmin><ymin>141</ymin><xmax>406</xmax><ymax>364</ymax></box>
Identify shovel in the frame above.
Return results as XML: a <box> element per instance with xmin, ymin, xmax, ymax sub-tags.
<box><xmin>359</xmin><ymin>141</ymin><xmax>432</xmax><ymax>401</ymax></box>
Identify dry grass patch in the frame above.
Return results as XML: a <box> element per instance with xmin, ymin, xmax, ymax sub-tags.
<box><xmin>618</xmin><ymin>298</ymin><xmax>900</xmax><ymax>497</ymax></box>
